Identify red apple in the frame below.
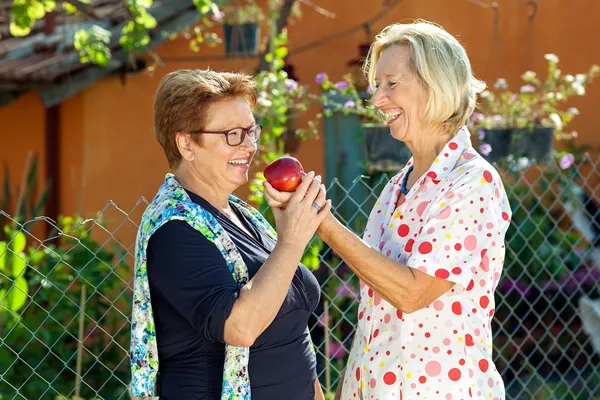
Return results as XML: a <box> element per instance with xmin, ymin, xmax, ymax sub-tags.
<box><xmin>264</xmin><ymin>156</ymin><xmax>306</xmax><ymax>192</ymax></box>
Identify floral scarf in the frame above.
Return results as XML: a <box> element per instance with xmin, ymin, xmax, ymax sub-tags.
<box><xmin>129</xmin><ymin>173</ymin><xmax>278</xmax><ymax>399</ymax></box>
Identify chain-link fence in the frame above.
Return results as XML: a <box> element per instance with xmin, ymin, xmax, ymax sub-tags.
<box><xmin>1</xmin><ymin>156</ymin><xmax>600</xmax><ymax>400</ymax></box>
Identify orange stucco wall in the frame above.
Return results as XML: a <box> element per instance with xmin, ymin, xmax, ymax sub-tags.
<box><xmin>0</xmin><ymin>92</ymin><xmax>46</xmax><ymax>217</ymax></box>
<box><xmin>1</xmin><ymin>0</ymin><xmax>600</xmax><ymax>223</ymax></box>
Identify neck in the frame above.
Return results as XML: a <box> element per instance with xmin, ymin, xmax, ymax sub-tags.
<box><xmin>404</xmin><ymin>125</ymin><xmax>453</xmax><ymax>174</ymax></box>
<box><xmin>174</xmin><ymin>164</ymin><xmax>232</xmax><ymax>212</ymax></box>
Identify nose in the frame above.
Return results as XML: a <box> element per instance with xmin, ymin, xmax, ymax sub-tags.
<box><xmin>371</xmin><ymin>86</ymin><xmax>386</xmax><ymax>109</ymax></box>
<box><xmin>241</xmin><ymin>131</ymin><xmax>257</xmax><ymax>152</ymax></box>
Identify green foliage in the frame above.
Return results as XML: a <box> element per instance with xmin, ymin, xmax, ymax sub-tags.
<box><xmin>0</xmin><ymin>225</ymin><xmax>33</xmax><ymax>325</ymax></box>
<box><xmin>472</xmin><ymin>54</ymin><xmax>600</xmax><ymax>134</ymax></box>
<box><xmin>9</xmin><ymin>0</ymin><xmax>223</xmax><ymax>66</ymax></box>
<box><xmin>250</xmin><ymin>31</ymin><xmax>326</xmax><ymax>270</ymax></box>
<box><xmin>74</xmin><ymin>25</ymin><xmax>112</xmax><ymax>66</ymax></box>
<box><xmin>62</xmin><ymin>0</ymin><xmax>91</xmax><ymax>16</ymax></box>
<box><xmin>9</xmin><ymin>0</ymin><xmax>56</xmax><ymax>36</ymax></box>
<box><xmin>220</xmin><ymin>0</ymin><xmax>265</xmax><ymax>24</ymax></box>
<box><xmin>0</xmin><ymin>216</ymin><xmax>132</xmax><ymax>399</ymax></box>
<box><xmin>119</xmin><ymin>0</ymin><xmax>157</xmax><ymax>54</ymax></box>
<box><xmin>0</xmin><ymin>153</ymin><xmax>51</xmax><ymax>228</ymax></box>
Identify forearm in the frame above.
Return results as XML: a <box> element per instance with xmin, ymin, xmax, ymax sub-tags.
<box><xmin>224</xmin><ymin>242</ymin><xmax>305</xmax><ymax>346</ymax></box>
<box><xmin>317</xmin><ymin>215</ymin><xmax>428</xmax><ymax>313</ymax></box>
<box><xmin>315</xmin><ymin>378</ymin><xmax>325</xmax><ymax>400</ymax></box>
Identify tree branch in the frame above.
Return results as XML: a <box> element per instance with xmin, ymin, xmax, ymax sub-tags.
<box><xmin>255</xmin><ymin>0</ymin><xmax>297</xmax><ymax>74</ymax></box>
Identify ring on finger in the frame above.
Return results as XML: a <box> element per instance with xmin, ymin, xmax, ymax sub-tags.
<box><xmin>311</xmin><ymin>202</ymin><xmax>322</xmax><ymax>212</ymax></box>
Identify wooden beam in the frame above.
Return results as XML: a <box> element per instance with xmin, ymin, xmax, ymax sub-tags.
<box><xmin>44</xmin><ymin>104</ymin><xmax>60</xmax><ymax>234</ymax></box>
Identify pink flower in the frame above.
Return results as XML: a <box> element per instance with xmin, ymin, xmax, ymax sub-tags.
<box><xmin>520</xmin><ymin>84</ymin><xmax>536</xmax><ymax>93</ymax></box>
<box><xmin>335</xmin><ymin>81</ymin><xmax>349</xmax><ymax>91</ymax></box>
<box><xmin>571</xmin><ymin>131</ymin><xmax>578</xmax><ymax>138</ymax></box>
<box><xmin>479</xmin><ymin>143</ymin><xmax>492</xmax><ymax>156</ymax></box>
<box><xmin>315</xmin><ymin>73</ymin><xmax>327</xmax><ymax>85</ymax></box>
<box><xmin>335</xmin><ymin>282</ymin><xmax>359</xmax><ymax>300</ymax></box>
<box><xmin>343</xmin><ymin>100</ymin><xmax>355</xmax><ymax>108</ymax></box>
<box><xmin>328</xmin><ymin>342</ymin><xmax>346</xmax><ymax>359</ymax></box>
<box><xmin>318</xmin><ymin>312</ymin><xmax>331</xmax><ymax>327</ymax></box>
<box><xmin>559</xmin><ymin>153</ymin><xmax>575</xmax><ymax>169</ymax></box>
<box><xmin>471</xmin><ymin>112</ymin><xmax>484</xmax><ymax>123</ymax></box>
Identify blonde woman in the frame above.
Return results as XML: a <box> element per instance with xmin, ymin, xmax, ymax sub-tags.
<box><xmin>265</xmin><ymin>21</ymin><xmax>512</xmax><ymax>400</ymax></box>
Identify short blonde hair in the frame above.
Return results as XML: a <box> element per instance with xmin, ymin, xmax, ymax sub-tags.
<box><xmin>154</xmin><ymin>69</ymin><xmax>258</xmax><ymax>169</ymax></box>
<box><xmin>364</xmin><ymin>20</ymin><xmax>486</xmax><ymax>135</ymax></box>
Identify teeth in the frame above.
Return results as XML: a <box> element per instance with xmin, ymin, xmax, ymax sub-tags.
<box><xmin>384</xmin><ymin>110</ymin><xmax>403</xmax><ymax>122</ymax></box>
<box><xmin>228</xmin><ymin>160</ymin><xmax>248</xmax><ymax>165</ymax></box>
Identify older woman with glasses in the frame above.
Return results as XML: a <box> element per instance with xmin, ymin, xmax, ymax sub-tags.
<box><xmin>129</xmin><ymin>69</ymin><xmax>330</xmax><ymax>400</ymax></box>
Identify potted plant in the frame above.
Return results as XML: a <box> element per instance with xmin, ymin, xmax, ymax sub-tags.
<box><xmin>471</xmin><ymin>54</ymin><xmax>599</xmax><ymax>163</ymax></box>
<box><xmin>316</xmin><ymin>73</ymin><xmax>411</xmax><ymax>173</ymax></box>
<box><xmin>220</xmin><ymin>0</ymin><xmax>265</xmax><ymax>57</ymax></box>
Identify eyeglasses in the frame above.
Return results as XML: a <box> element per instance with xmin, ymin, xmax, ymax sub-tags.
<box><xmin>188</xmin><ymin>124</ymin><xmax>262</xmax><ymax>146</ymax></box>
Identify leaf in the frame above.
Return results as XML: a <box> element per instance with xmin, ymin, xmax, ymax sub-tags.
<box><xmin>8</xmin><ymin>230</ymin><xmax>26</xmax><ymax>253</ymax></box>
<box><xmin>62</xmin><ymin>2</ymin><xmax>77</xmax><ymax>15</ymax></box>
<box><xmin>275</xmin><ymin>47</ymin><xmax>288</xmax><ymax>60</ymax></box>
<box><xmin>11</xmin><ymin>252</ymin><xmax>27</xmax><ymax>279</ymax></box>
<box><xmin>9</xmin><ymin>21</ymin><xmax>31</xmax><ymax>37</ymax></box>
<box><xmin>28</xmin><ymin>247</ymin><xmax>46</xmax><ymax>266</ymax></box>
<box><xmin>136</xmin><ymin>12</ymin><xmax>157</xmax><ymax>29</ymax></box>
<box><xmin>31</xmin><ymin>179</ymin><xmax>51</xmax><ymax>217</ymax></box>
<box><xmin>2</xmin><ymin>276</ymin><xmax>29</xmax><ymax>313</ymax></box>
<box><xmin>0</xmin><ymin>242</ymin><xmax>6</xmax><ymax>272</ymax></box>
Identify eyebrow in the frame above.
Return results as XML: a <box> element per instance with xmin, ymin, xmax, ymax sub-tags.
<box><xmin>375</xmin><ymin>74</ymin><xmax>400</xmax><ymax>82</ymax></box>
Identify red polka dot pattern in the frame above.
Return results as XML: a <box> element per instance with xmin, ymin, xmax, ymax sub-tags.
<box><xmin>340</xmin><ymin>127</ymin><xmax>511</xmax><ymax>399</ymax></box>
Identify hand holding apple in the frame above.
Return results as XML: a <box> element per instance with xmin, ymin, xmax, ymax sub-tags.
<box><xmin>264</xmin><ymin>156</ymin><xmax>306</xmax><ymax>192</ymax></box>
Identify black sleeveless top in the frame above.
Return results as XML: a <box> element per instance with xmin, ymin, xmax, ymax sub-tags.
<box><xmin>146</xmin><ymin>190</ymin><xmax>320</xmax><ymax>399</ymax></box>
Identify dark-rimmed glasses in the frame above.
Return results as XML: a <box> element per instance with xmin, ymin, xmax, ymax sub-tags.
<box><xmin>188</xmin><ymin>124</ymin><xmax>261</xmax><ymax>146</ymax></box>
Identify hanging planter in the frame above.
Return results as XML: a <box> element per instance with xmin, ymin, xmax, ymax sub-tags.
<box><xmin>512</xmin><ymin>126</ymin><xmax>555</xmax><ymax>162</ymax></box>
<box><xmin>223</xmin><ymin>23</ymin><xmax>260</xmax><ymax>57</ymax></box>
<box><xmin>363</xmin><ymin>124</ymin><xmax>411</xmax><ymax>172</ymax></box>
<box><xmin>479</xmin><ymin>128</ymin><xmax>513</xmax><ymax>162</ymax></box>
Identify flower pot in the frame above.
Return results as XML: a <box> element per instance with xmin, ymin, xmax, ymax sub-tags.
<box><xmin>363</xmin><ymin>124</ymin><xmax>411</xmax><ymax>172</ymax></box>
<box><xmin>223</xmin><ymin>23</ymin><xmax>260</xmax><ymax>57</ymax></box>
<box><xmin>512</xmin><ymin>126</ymin><xmax>554</xmax><ymax>162</ymax></box>
<box><xmin>478</xmin><ymin>128</ymin><xmax>513</xmax><ymax>162</ymax></box>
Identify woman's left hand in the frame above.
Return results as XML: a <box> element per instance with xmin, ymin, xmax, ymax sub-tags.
<box><xmin>263</xmin><ymin>180</ymin><xmax>327</xmax><ymax>211</ymax></box>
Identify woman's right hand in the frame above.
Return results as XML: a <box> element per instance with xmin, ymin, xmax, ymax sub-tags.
<box><xmin>270</xmin><ymin>171</ymin><xmax>331</xmax><ymax>249</ymax></box>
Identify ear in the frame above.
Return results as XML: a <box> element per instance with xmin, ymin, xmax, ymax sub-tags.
<box><xmin>175</xmin><ymin>132</ymin><xmax>195</xmax><ymax>162</ymax></box>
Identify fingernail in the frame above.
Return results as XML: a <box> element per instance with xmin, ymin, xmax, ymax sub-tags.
<box><xmin>316</xmin><ymin>175</ymin><xmax>321</xmax><ymax>181</ymax></box>
<box><xmin>308</xmin><ymin>171</ymin><xmax>315</xmax><ymax>177</ymax></box>
<box><xmin>321</xmin><ymin>184</ymin><xmax>325</xmax><ymax>190</ymax></box>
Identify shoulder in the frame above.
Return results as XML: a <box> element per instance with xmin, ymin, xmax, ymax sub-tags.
<box><xmin>148</xmin><ymin>220</ymin><xmax>219</xmax><ymax>253</ymax></box>
<box><xmin>447</xmin><ymin>151</ymin><xmax>506</xmax><ymax>193</ymax></box>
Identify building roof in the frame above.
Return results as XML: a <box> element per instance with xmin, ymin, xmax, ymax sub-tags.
<box><xmin>0</xmin><ymin>0</ymin><xmax>202</xmax><ymax>107</ymax></box>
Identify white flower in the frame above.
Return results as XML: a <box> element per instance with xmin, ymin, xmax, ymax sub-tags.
<box><xmin>257</xmin><ymin>92</ymin><xmax>272</xmax><ymax>107</ymax></box>
<box><xmin>518</xmin><ymin>157</ymin><xmax>530</xmax><ymax>169</ymax></box>
<box><xmin>556</xmin><ymin>92</ymin><xmax>564</xmax><ymax>100</ymax></box>
<box><xmin>572</xmin><ymin>83</ymin><xmax>586</xmax><ymax>95</ymax></box>
<box><xmin>565</xmin><ymin>74</ymin><xmax>575</xmax><ymax>83</ymax></box>
<box><xmin>569</xmin><ymin>107</ymin><xmax>580</xmax><ymax>116</ymax></box>
<box><xmin>520</xmin><ymin>84</ymin><xmax>535</xmax><ymax>93</ymax></box>
<box><xmin>480</xmin><ymin>90</ymin><xmax>490</xmax><ymax>98</ymax></box>
<box><xmin>576</xmin><ymin>74</ymin><xmax>586</xmax><ymax>84</ymax></box>
<box><xmin>544</xmin><ymin>53</ymin><xmax>559</xmax><ymax>63</ymax></box>
<box><xmin>522</xmin><ymin>71</ymin><xmax>536</xmax><ymax>80</ymax></box>
<box><xmin>546</xmin><ymin>92</ymin><xmax>555</xmax><ymax>99</ymax></box>
<box><xmin>494</xmin><ymin>78</ymin><xmax>508</xmax><ymax>89</ymax></box>
<box><xmin>549</xmin><ymin>113</ymin><xmax>563</xmax><ymax>130</ymax></box>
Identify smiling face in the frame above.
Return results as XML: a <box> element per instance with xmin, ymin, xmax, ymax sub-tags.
<box><xmin>371</xmin><ymin>45</ymin><xmax>428</xmax><ymax>142</ymax></box>
<box><xmin>182</xmin><ymin>97</ymin><xmax>258</xmax><ymax>191</ymax></box>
